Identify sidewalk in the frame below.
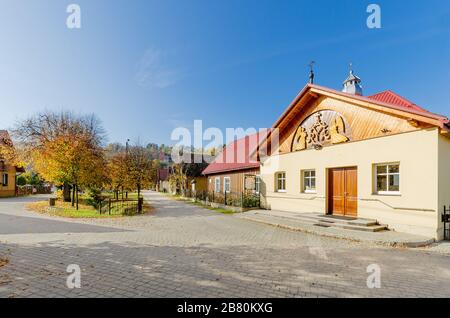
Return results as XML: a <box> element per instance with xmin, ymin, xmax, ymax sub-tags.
<box><xmin>236</xmin><ymin>210</ymin><xmax>435</xmax><ymax>248</ymax></box>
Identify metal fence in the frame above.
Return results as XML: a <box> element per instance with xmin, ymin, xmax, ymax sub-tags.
<box><xmin>98</xmin><ymin>197</ymin><xmax>144</xmax><ymax>216</ymax></box>
<box><xmin>182</xmin><ymin>190</ymin><xmax>260</xmax><ymax>209</ymax></box>
<box><xmin>443</xmin><ymin>205</ymin><xmax>450</xmax><ymax>240</ymax></box>
<box><xmin>16</xmin><ymin>185</ymin><xmax>52</xmax><ymax>196</ymax></box>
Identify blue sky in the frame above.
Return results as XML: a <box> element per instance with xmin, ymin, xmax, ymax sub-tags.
<box><xmin>0</xmin><ymin>0</ymin><xmax>449</xmax><ymax>146</ymax></box>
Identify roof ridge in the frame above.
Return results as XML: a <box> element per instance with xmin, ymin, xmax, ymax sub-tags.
<box><xmin>272</xmin><ymin>83</ymin><xmax>448</xmax><ymax>131</ymax></box>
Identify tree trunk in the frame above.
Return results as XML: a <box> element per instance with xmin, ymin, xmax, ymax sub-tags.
<box><xmin>137</xmin><ymin>184</ymin><xmax>141</xmax><ymax>198</ymax></box>
<box><xmin>63</xmin><ymin>183</ymin><xmax>71</xmax><ymax>202</ymax></box>
<box><xmin>76</xmin><ymin>185</ymin><xmax>79</xmax><ymax>210</ymax></box>
<box><xmin>72</xmin><ymin>185</ymin><xmax>75</xmax><ymax>206</ymax></box>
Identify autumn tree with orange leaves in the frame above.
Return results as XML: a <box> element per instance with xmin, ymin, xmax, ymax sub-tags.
<box><xmin>106</xmin><ymin>151</ymin><xmax>132</xmax><ymax>199</ymax></box>
<box><xmin>13</xmin><ymin>111</ymin><xmax>106</xmax><ymax>209</ymax></box>
<box><xmin>105</xmin><ymin>142</ymin><xmax>156</xmax><ymax>199</ymax></box>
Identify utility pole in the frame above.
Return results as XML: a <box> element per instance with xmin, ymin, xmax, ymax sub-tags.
<box><xmin>125</xmin><ymin>139</ymin><xmax>130</xmax><ymax>153</ymax></box>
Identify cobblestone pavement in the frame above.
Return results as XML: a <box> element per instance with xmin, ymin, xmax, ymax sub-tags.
<box><xmin>1</xmin><ymin>191</ymin><xmax>450</xmax><ymax>298</ymax></box>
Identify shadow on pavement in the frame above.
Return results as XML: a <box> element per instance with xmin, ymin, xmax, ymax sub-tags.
<box><xmin>0</xmin><ymin>214</ymin><xmax>128</xmax><ymax>235</ymax></box>
<box><xmin>1</xmin><ymin>239</ymin><xmax>450</xmax><ymax>298</ymax></box>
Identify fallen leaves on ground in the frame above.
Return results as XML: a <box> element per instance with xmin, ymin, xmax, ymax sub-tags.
<box><xmin>0</xmin><ymin>258</ymin><xmax>9</xmax><ymax>268</ymax></box>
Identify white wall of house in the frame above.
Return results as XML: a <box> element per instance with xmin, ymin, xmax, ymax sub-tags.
<box><xmin>260</xmin><ymin>128</ymin><xmax>444</xmax><ymax>239</ymax></box>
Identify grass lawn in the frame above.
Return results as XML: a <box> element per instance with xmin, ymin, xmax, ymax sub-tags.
<box><xmin>26</xmin><ymin>199</ymin><xmax>153</xmax><ymax>219</ymax></box>
<box><xmin>186</xmin><ymin>200</ymin><xmax>236</xmax><ymax>214</ymax></box>
<box><xmin>26</xmin><ymin>201</ymin><xmax>123</xmax><ymax>218</ymax></box>
<box><xmin>168</xmin><ymin>194</ymin><xmax>236</xmax><ymax>215</ymax></box>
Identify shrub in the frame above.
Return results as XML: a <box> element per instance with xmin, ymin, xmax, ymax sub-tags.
<box><xmin>242</xmin><ymin>195</ymin><xmax>260</xmax><ymax>208</ymax></box>
<box><xmin>84</xmin><ymin>188</ymin><xmax>104</xmax><ymax>209</ymax></box>
<box><xmin>17</xmin><ymin>175</ymin><xmax>27</xmax><ymax>186</ymax></box>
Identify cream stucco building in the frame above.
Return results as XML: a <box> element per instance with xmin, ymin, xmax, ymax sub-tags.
<box><xmin>258</xmin><ymin>74</ymin><xmax>450</xmax><ymax>240</ymax></box>
<box><xmin>0</xmin><ymin>130</ymin><xmax>22</xmax><ymax>197</ymax></box>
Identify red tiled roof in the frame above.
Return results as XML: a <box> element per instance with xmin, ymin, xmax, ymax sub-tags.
<box><xmin>202</xmin><ymin>134</ymin><xmax>261</xmax><ymax>175</ymax></box>
<box><xmin>367</xmin><ymin>90</ymin><xmax>430</xmax><ymax>114</ymax></box>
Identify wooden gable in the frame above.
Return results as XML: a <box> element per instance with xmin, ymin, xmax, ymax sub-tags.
<box><xmin>272</xmin><ymin>86</ymin><xmax>445</xmax><ymax>155</ymax></box>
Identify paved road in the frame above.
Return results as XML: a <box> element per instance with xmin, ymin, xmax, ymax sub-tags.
<box><xmin>1</xmin><ymin>191</ymin><xmax>450</xmax><ymax>298</ymax></box>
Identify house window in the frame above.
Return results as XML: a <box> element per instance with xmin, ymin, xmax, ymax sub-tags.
<box><xmin>276</xmin><ymin>172</ymin><xmax>286</xmax><ymax>192</ymax></box>
<box><xmin>2</xmin><ymin>173</ymin><xmax>8</xmax><ymax>186</ymax></box>
<box><xmin>224</xmin><ymin>177</ymin><xmax>231</xmax><ymax>193</ymax></box>
<box><xmin>255</xmin><ymin>175</ymin><xmax>261</xmax><ymax>194</ymax></box>
<box><xmin>214</xmin><ymin>177</ymin><xmax>221</xmax><ymax>193</ymax></box>
<box><xmin>375</xmin><ymin>163</ymin><xmax>400</xmax><ymax>195</ymax></box>
<box><xmin>302</xmin><ymin>170</ymin><xmax>316</xmax><ymax>193</ymax></box>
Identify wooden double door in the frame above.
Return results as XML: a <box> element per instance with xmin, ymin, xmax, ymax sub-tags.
<box><xmin>328</xmin><ymin>167</ymin><xmax>358</xmax><ymax>217</ymax></box>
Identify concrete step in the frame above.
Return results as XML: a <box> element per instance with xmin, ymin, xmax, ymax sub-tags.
<box><xmin>291</xmin><ymin>214</ymin><xmax>378</xmax><ymax>227</ymax></box>
<box><xmin>314</xmin><ymin>221</ymin><xmax>388</xmax><ymax>232</ymax></box>
<box><xmin>316</xmin><ymin>215</ymin><xmax>379</xmax><ymax>227</ymax></box>
<box><xmin>253</xmin><ymin>211</ymin><xmax>388</xmax><ymax>233</ymax></box>
<box><xmin>238</xmin><ymin>212</ymin><xmax>434</xmax><ymax>248</ymax></box>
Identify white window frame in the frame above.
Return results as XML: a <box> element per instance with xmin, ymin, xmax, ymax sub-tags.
<box><xmin>276</xmin><ymin>172</ymin><xmax>286</xmax><ymax>193</ymax></box>
<box><xmin>223</xmin><ymin>177</ymin><xmax>231</xmax><ymax>193</ymax></box>
<box><xmin>255</xmin><ymin>175</ymin><xmax>261</xmax><ymax>194</ymax></box>
<box><xmin>214</xmin><ymin>177</ymin><xmax>221</xmax><ymax>193</ymax></box>
<box><xmin>302</xmin><ymin>169</ymin><xmax>316</xmax><ymax>194</ymax></box>
<box><xmin>375</xmin><ymin>163</ymin><xmax>400</xmax><ymax>195</ymax></box>
<box><xmin>2</xmin><ymin>173</ymin><xmax>7</xmax><ymax>187</ymax></box>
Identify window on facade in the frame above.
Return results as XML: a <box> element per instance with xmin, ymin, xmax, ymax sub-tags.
<box><xmin>276</xmin><ymin>172</ymin><xmax>286</xmax><ymax>192</ymax></box>
<box><xmin>2</xmin><ymin>173</ymin><xmax>7</xmax><ymax>186</ymax></box>
<box><xmin>302</xmin><ymin>170</ymin><xmax>316</xmax><ymax>193</ymax></box>
<box><xmin>224</xmin><ymin>177</ymin><xmax>231</xmax><ymax>193</ymax></box>
<box><xmin>376</xmin><ymin>163</ymin><xmax>400</xmax><ymax>194</ymax></box>
<box><xmin>214</xmin><ymin>178</ymin><xmax>221</xmax><ymax>193</ymax></box>
<box><xmin>255</xmin><ymin>175</ymin><xmax>261</xmax><ymax>194</ymax></box>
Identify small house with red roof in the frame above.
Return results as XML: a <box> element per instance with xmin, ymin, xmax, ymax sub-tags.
<box><xmin>202</xmin><ymin>134</ymin><xmax>261</xmax><ymax>195</ymax></box>
<box><xmin>0</xmin><ymin>130</ymin><xmax>24</xmax><ymax>197</ymax></box>
<box><xmin>258</xmin><ymin>70</ymin><xmax>450</xmax><ymax>240</ymax></box>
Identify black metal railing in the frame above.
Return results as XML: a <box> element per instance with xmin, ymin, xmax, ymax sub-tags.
<box><xmin>443</xmin><ymin>205</ymin><xmax>450</xmax><ymax>240</ymax></box>
<box><xmin>98</xmin><ymin>197</ymin><xmax>144</xmax><ymax>216</ymax></box>
<box><xmin>182</xmin><ymin>190</ymin><xmax>260</xmax><ymax>209</ymax></box>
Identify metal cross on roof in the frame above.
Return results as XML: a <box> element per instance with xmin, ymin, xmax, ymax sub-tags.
<box><xmin>308</xmin><ymin>61</ymin><xmax>315</xmax><ymax>84</ymax></box>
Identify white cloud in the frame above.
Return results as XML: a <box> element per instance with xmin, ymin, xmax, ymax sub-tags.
<box><xmin>135</xmin><ymin>48</ymin><xmax>181</xmax><ymax>89</ymax></box>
